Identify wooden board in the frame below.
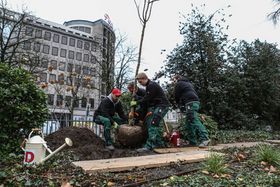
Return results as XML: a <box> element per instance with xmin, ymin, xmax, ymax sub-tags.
<box><xmin>264</xmin><ymin>140</ymin><xmax>280</xmax><ymax>144</ymax></box>
<box><xmin>73</xmin><ymin>150</ymin><xmax>214</xmax><ymax>172</ymax></box>
<box><xmin>154</xmin><ymin>142</ymin><xmax>265</xmax><ymax>154</ymax></box>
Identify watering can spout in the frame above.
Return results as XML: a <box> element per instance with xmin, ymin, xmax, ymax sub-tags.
<box><xmin>41</xmin><ymin>138</ymin><xmax>73</xmax><ymax>163</ymax></box>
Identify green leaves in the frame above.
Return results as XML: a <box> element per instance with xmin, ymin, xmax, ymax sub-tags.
<box><xmin>0</xmin><ymin>64</ymin><xmax>49</xmax><ymax>156</ymax></box>
<box><xmin>162</xmin><ymin>5</ymin><xmax>280</xmax><ymax>130</ymax></box>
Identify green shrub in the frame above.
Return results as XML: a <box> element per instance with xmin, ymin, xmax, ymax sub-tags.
<box><xmin>0</xmin><ymin>64</ymin><xmax>49</xmax><ymax>156</ymax></box>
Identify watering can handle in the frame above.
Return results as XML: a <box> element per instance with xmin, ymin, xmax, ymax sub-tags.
<box><xmin>20</xmin><ymin>139</ymin><xmax>27</xmax><ymax>151</ymax></box>
<box><xmin>29</xmin><ymin>128</ymin><xmax>44</xmax><ymax>139</ymax></box>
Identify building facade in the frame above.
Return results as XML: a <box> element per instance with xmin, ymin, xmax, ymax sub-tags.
<box><xmin>22</xmin><ymin>16</ymin><xmax>115</xmax><ymax>123</ymax></box>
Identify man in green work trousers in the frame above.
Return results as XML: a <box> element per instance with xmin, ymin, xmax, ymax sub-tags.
<box><xmin>131</xmin><ymin>72</ymin><xmax>170</xmax><ymax>152</ymax></box>
<box><xmin>173</xmin><ymin>75</ymin><xmax>210</xmax><ymax>147</ymax></box>
<box><xmin>94</xmin><ymin>88</ymin><xmax>128</xmax><ymax>150</ymax></box>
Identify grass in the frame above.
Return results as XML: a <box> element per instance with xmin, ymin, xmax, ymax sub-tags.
<box><xmin>255</xmin><ymin>144</ymin><xmax>280</xmax><ymax>167</ymax></box>
<box><xmin>203</xmin><ymin>152</ymin><xmax>228</xmax><ymax>175</ymax></box>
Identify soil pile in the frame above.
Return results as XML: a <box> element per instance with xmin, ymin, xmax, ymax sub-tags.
<box><xmin>45</xmin><ymin>127</ymin><xmax>153</xmax><ymax>160</ymax></box>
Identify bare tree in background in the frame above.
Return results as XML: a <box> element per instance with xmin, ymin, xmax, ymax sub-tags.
<box><xmin>114</xmin><ymin>32</ymin><xmax>137</xmax><ymax>90</ymax></box>
<box><xmin>0</xmin><ymin>0</ymin><xmax>49</xmax><ymax>78</ymax></box>
<box><xmin>268</xmin><ymin>0</ymin><xmax>280</xmax><ymax>25</ymax></box>
<box><xmin>42</xmin><ymin>49</ymin><xmax>99</xmax><ymax>124</ymax></box>
<box><xmin>0</xmin><ymin>0</ymin><xmax>32</xmax><ymax>65</ymax></box>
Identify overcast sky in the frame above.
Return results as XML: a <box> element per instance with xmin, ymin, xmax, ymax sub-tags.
<box><xmin>8</xmin><ymin>0</ymin><xmax>280</xmax><ymax>78</ymax></box>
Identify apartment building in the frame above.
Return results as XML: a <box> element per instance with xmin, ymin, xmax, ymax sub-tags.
<box><xmin>21</xmin><ymin>16</ymin><xmax>115</xmax><ymax>122</ymax></box>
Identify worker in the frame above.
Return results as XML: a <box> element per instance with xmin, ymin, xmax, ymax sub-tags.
<box><xmin>131</xmin><ymin>72</ymin><xmax>170</xmax><ymax>152</ymax></box>
<box><xmin>173</xmin><ymin>75</ymin><xmax>210</xmax><ymax>147</ymax></box>
<box><xmin>127</xmin><ymin>82</ymin><xmax>147</xmax><ymax>123</ymax></box>
<box><xmin>93</xmin><ymin>88</ymin><xmax>128</xmax><ymax>150</ymax></box>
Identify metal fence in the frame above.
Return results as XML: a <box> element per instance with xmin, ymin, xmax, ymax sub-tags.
<box><xmin>42</xmin><ymin>120</ymin><xmax>104</xmax><ymax>138</ymax></box>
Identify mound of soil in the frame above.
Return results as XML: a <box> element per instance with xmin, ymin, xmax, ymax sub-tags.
<box><xmin>45</xmin><ymin>127</ymin><xmax>154</xmax><ymax>160</ymax></box>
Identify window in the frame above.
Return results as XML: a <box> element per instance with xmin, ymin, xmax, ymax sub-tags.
<box><xmin>75</xmin><ymin>65</ymin><xmax>81</xmax><ymax>74</ymax></box>
<box><xmin>90</xmin><ymin>67</ymin><xmax>96</xmax><ymax>76</ymax></box>
<box><xmin>74</xmin><ymin>77</ymin><xmax>81</xmax><ymax>86</ymax></box>
<box><xmin>56</xmin><ymin>95</ymin><xmax>63</xmax><ymax>106</ymax></box>
<box><xmin>48</xmin><ymin>94</ymin><xmax>54</xmax><ymax>105</ymax></box>
<box><xmin>91</xmin><ymin>42</ymin><xmax>97</xmax><ymax>52</ymax></box>
<box><xmin>85</xmin><ymin>27</ymin><xmax>91</xmax><ymax>34</ymax></box>
<box><xmin>83</xmin><ymin>54</ymin><xmax>89</xmax><ymax>62</ymax></box>
<box><xmin>35</xmin><ymin>29</ymin><xmax>42</xmax><ymax>38</ymax></box>
<box><xmin>59</xmin><ymin>61</ymin><xmax>65</xmax><ymax>71</ymax></box>
<box><xmin>49</xmin><ymin>73</ymin><xmax>56</xmax><ymax>83</ymax></box>
<box><xmin>58</xmin><ymin>73</ymin><xmax>64</xmax><ymax>85</ymax></box>
<box><xmin>68</xmin><ymin>50</ymin><xmax>74</xmax><ymax>59</ymax></box>
<box><xmin>33</xmin><ymin>42</ymin><xmax>41</xmax><ymax>52</ymax></box>
<box><xmin>44</xmin><ymin>31</ymin><xmax>51</xmax><ymax>41</ymax></box>
<box><xmin>65</xmin><ymin>96</ymin><xmax>72</xmax><ymax>107</ymax></box>
<box><xmin>82</xmin><ymin>66</ymin><xmax>89</xmax><ymax>75</ymax></box>
<box><xmin>41</xmin><ymin>59</ymin><xmax>48</xmax><ymax>68</ymax></box>
<box><xmin>91</xmin><ymin>55</ymin><xmax>97</xmax><ymax>63</ymax></box>
<box><xmin>60</xmin><ymin>48</ymin><xmax>67</xmax><ymax>58</ymax></box>
<box><xmin>50</xmin><ymin>60</ymin><xmax>57</xmax><ymax>70</ymax></box>
<box><xmin>82</xmin><ymin>78</ymin><xmax>89</xmax><ymax>88</ymax></box>
<box><xmin>90</xmin><ymin>79</ymin><xmax>95</xmax><ymax>88</ymax></box>
<box><xmin>67</xmin><ymin>63</ymin><xmax>73</xmax><ymax>72</ymax></box>
<box><xmin>42</xmin><ymin>45</ymin><xmax>50</xmax><ymax>54</ymax></box>
<box><xmin>39</xmin><ymin>73</ymin><xmax>47</xmax><ymax>82</ymax></box>
<box><xmin>77</xmin><ymin>40</ymin><xmax>83</xmax><ymax>48</ymax></box>
<box><xmin>76</xmin><ymin>52</ymin><xmax>82</xmax><ymax>61</ymax></box>
<box><xmin>61</xmin><ymin>36</ymin><xmax>68</xmax><ymax>45</ymax></box>
<box><xmin>53</xmin><ymin>33</ymin><xmax>60</xmax><ymax>43</ymax></box>
<box><xmin>73</xmin><ymin>98</ymin><xmax>79</xmax><ymax>108</ymax></box>
<box><xmin>23</xmin><ymin>41</ymin><xmax>31</xmax><ymax>50</ymax></box>
<box><xmin>67</xmin><ymin>76</ymin><xmax>72</xmax><ymax>86</ymax></box>
<box><xmin>81</xmin><ymin>97</ymin><xmax>87</xmax><ymax>108</ymax></box>
<box><xmin>89</xmin><ymin>98</ymin><xmax>94</xmax><ymax>108</ymax></box>
<box><xmin>51</xmin><ymin>47</ymin><xmax>58</xmax><ymax>56</ymax></box>
<box><xmin>84</xmin><ymin>42</ymin><xmax>90</xmax><ymax>50</ymax></box>
<box><xmin>69</xmin><ymin>38</ymin><xmax>75</xmax><ymax>46</ymax></box>
<box><xmin>25</xmin><ymin>27</ymin><xmax>33</xmax><ymax>36</ymax></box>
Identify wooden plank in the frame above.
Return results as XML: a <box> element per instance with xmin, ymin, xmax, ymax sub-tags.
<box><xmin>73</xmin><ymin>150</ymin><xmax>213</xmax><ymax>172</ymax></box>
<box><xmin>154</xmin><ymin>142</ymin><xmax>265</xmax><ymax>154</ymax></box>
<box><xmin>153</xmin><ymin>146</ymin><xmax>203</xmax><ymax>154</ymax></box>
<box><xmin>264</xmin><ymin>140</ymin><xmax>280</xmax><ymax>144</ymax></box>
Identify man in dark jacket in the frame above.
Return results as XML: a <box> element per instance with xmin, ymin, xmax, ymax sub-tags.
<box><xmin>173</xmin><ymin>75</ymin><xmax>210</xmax><ymax>147</ymax></box>
<box><xmin>127</xmin><ymin>82</ymin><xmax>147</xmax><ymax>122</ymax></box>
<box><xmin>131</xmin><ymin>72</ymin><xmax>170</xmax><ymax>152</ymax></box>
<box><xmin>94</xmin><ymin>88</ymin><xmax>128</xmax><ymax>150</ymax></box>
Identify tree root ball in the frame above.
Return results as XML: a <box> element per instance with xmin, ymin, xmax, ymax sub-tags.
<box><xmin>116</xmin><ymin>124</ymin><xmax>147</xmax><ymax>147</ymax></box>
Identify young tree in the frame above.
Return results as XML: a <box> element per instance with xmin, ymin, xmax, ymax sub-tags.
<box><xmin>128</xmin><ymin>0</ymin><xmax>159</xmax><ymax>124</ymax></box>
<box><xmin>133</xmin><ymin>0</ymin><xmax>159</xmax><ymax>77</ymax></box>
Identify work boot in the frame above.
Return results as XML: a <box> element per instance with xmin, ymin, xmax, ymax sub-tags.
<box><xmin>106</xmin><ymin>145</ymin><xmax>115</xmax><ymax>150</ymax></box>
<box><xmin>136</xmin><ymin>147</ymin><xmax>150</xmax><ymax>153</ymax></box>
<box><xmin>198</xmin><ymin>140</ymin><xmax>210</xmax><ymax>148</ymax></box>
